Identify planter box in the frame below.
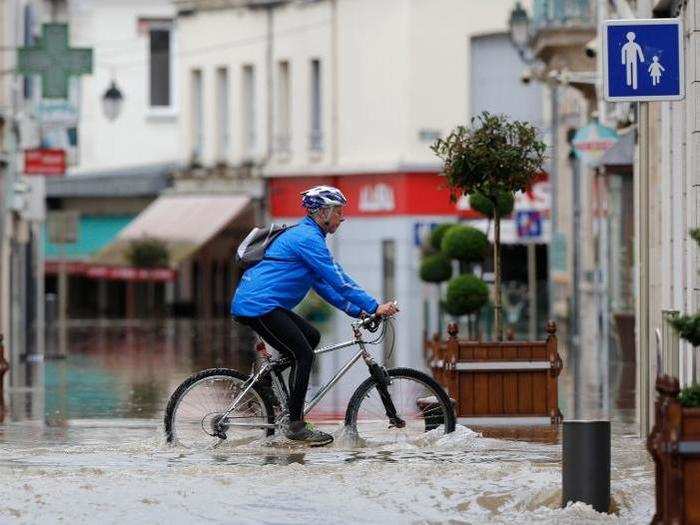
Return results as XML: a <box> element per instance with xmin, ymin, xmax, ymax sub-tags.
<box><xmin>647</xmin><ymin>375</ymin><xmax>700</xmax><ymax>524</ymax></box>
<box><xmin>425</xmin><ymin>322</ymin><xmax>563</xmax><ymax>424</ymax></box>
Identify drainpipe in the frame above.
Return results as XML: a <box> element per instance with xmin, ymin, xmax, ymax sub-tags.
<box><xmin>330</xmin><ymin>0</ymin><xmax>339</xmax><ymax>165</ymax></box>
<box><xmin>548</xmin><ymin>84</ymin><xmax>559</xmax><ymax>323</ymax></box>
<box><xmin>265</xmin><ymin>5</ymin><xmax>274</xmax><ymax>164</ymax></box>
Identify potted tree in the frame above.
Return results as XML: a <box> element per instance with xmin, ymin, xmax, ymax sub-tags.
<box><xmin>648</xmin><ymin>229</ymin><xmax>700</xmax><ymax>523</ymax></box>
<box><xmin>432</xmin><ymin>112</ymin><xmax>546</xmax><ymax>340</ymax></box>
<box><xmin>647</xmin><ymin>374</ymin><xmax>700</xmax><ymax>524</ymax></box>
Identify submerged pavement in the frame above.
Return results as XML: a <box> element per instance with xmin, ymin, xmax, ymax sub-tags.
<box><xmin>0</xmin><ymin>321</ymin><xmax>652</xmax><ymax>523</ymax></box>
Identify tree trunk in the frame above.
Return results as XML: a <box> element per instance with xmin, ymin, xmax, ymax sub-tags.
<box><xmin>494</xmin><ymin>202</ymin><xmax>503</xmax><ymax>341</ymax></box>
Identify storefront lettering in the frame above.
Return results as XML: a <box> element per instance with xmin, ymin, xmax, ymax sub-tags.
<box><xmin>358</xmin><ymin>183</ymin><xmax>395</xmax><ymax>212</ymax></box>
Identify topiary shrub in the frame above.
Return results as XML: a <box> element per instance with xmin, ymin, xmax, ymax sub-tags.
<box><xmin>441</xmin><ymin>225</ymin><xmax>488</xmax><ymax>263</ymax></box>
<box><xmin>419</xmin><ymin>253</ymin><xmax>453</xmax><ymax>283</ymax></box>
<box><xmin>679</xmin><ymin>384</ymin><xmax>700</xmax><ymax>408</ymax></box>
<box><xmin>469</xmin><ymin>191</ymin><xmax>515</xmax><ymax>219</ymax></box>
<box><xmin>443</xmin><ymin>274</ymin><xmax>489</xmax><ymax>317</ymax></box>
<box><xmin>432</xmin><ymin>112</ymin><xmax>546</xmax><ymax>339</ymax></box>
<box><xmin>126</xmin><ymin>237</ymin><xmax>170</xmax><ymax>268</ymax></box>
<box><xmin>429</xmin><ymin>223</ymin><xmax>456</xmax><ymax>252</ymax></box>
<box><xmin>670</xmin><ymin>315</ymin><xmax>700</xmax><ymax>347</ymax></box>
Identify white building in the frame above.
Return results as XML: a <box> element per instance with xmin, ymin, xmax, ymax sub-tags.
<box><xmin>64</xmin><ymin>0</ymin><xmax>181</xmax><ymax>173</ymax></box>
<box><xmin>34</xmin><ymin>0</ymin><xmax>189</xmax><ymax>319</ymax></box>
<box><xmin>638</xmin><ymin>0</ymin><xmax>700</xmax><ymax>433</ymax></box>
<box><xmin>175</xmin><ymin>0</ymin><xmax>519</xmax><ymax>410</ymax></box>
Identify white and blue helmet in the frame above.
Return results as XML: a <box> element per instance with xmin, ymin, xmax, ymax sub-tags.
<box><xmin>300</xmin><ymin>185</ymin><xmax>347</xmax><ymax>212</ymax></box>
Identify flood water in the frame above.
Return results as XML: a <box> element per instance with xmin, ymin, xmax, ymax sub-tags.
<box><xmin>0</xmin><ymin>320</ymin><xmax>653</xmax><ymax>524</ymax></box>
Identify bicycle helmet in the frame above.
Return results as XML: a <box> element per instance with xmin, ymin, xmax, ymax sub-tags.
<box><xmin>300</xmin><ymin>185</ymin><xmax>347</xmax><ymax>212</ymax></box>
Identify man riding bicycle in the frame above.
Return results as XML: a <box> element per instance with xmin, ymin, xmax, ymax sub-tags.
<box><xmin>231</xmin><ymin>185</ymin><xmax>399</xmax><ymax>446</ymax></box>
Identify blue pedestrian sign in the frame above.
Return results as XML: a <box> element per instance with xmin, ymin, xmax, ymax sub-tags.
<box><xmin>602</xmin><ymin>18</ymin><xmax>684</xmax><ymax>102</ymax></box>
<box><xmin>516</xmin><ymin>211</ymin><xmax>542</xmax><ymax>240</ymax></box>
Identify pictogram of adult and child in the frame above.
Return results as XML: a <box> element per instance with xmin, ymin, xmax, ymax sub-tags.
<box><xmin>621</xmin><ymin>31</ymin><xmax>665</xmax><ymax>88</ymax></box>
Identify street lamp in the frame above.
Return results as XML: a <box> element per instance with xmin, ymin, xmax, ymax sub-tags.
<box><xmin>509</xmin><ymin>2</ymin><xmax>534</xmax><ymax>63</ymax></box>
<box><xmin>102</xmin><ymin>81</ymin><xmax>123</xmax><ymax>121</ymax></box>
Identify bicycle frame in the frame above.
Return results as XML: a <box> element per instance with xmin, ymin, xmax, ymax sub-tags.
<box><xmin>219</xmin><ymin>319</ymin><xmax>382</xmax><ymax>428</ymax></box>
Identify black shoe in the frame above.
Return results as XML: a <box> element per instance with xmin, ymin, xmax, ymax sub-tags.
<box><xmin>285</xmin><ymin>421</ymin><xmax>333</xmax><ymax>447</ymax></box>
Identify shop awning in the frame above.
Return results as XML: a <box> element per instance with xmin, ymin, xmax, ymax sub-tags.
<box><xmin>92</xmin><ymin>194</ymin><xmax>251</xmax><ymax>268</ymax></box>
<box><xmin>601</xmin><ymin>131</ymin><xmax>634</xmax><ymax>168</ymax></box>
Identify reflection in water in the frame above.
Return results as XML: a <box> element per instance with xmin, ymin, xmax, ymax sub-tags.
<box><xmin>40</xmin><ymin>320</ymin><xmax>256</xmax><ymax>422</ymax></box>
<box><xmin>3</xmin><ymin>319</ymin><xmax>638</xmax><ymax>427</ymax></box>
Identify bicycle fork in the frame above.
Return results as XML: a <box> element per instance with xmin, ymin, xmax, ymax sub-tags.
<box><xmin>364</xmin><ymin>353</ymin><xmax>406</xmax><ymax>429</ymax></box>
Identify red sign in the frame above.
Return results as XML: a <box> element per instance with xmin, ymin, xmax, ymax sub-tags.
<box><xmin>24</xmin><ymin>149</ymin><xmax>66</xmax><ymax>176</ymax></box>
<box><xmin>268</xmin><ymin>172</ymin><xmax>551</xmax><ymax>220</ymax></box>
<box><xmin>269</xmin><ymin>173</ymin><xmax>456</xmax><ymax>218</ymax></box>
<box><xmin>44</xmin><ymin>262</ymin><xmax>176</xmax><ymax>282</ymax></box>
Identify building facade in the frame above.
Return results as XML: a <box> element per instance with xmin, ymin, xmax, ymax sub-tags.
<box><xmin>36</xmin><ymin>0</ymin><xmax>188</xmax><ymax>320</ymax></box>
<box><xmin>639</xmin><ymin>0</ymin><xmax>700</xmax><ymax>432</ymax></box>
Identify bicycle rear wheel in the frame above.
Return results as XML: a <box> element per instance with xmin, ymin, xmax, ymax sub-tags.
<box><xmin>344</xmin><ymin>367</ymin><xmax>455</xmax><ymax>445</ymax></box>
<box><xmin>164</xmin><ymin>368</ymin><xmax>275</xmax><ymax>448</ymax></box>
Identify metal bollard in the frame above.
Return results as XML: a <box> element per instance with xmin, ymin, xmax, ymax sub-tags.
<box><xmin>562</xmin><ymin>420</ymin><xmax>611</xmax><ymax>513</ymax></box>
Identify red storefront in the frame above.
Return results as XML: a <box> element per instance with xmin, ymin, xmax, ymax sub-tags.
<box><xmin>267</xmin><ymin>171</ymin><xmax>550</xmax><ymax>412</ymax></box>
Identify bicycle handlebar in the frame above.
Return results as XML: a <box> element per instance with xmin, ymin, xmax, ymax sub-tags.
<box><xmin>353</xmin><ymin>300</ymin><xmax>399</xmax><ymax>332</ymax></box>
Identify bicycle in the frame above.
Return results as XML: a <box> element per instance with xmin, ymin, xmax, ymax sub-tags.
<box><xmin>164</xmin><ymin>305</ymin><xmax>456</xmax><ymax>448</ymax></box>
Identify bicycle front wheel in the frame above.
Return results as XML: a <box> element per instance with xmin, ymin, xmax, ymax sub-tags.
<box><xmin>344</xmin><ymin>367</ymin><xmax>456</xmax><ymax>445</ymax></box>
<box><xmin>164</xmin><ymin>368</ymin><xmax>275</xmax><ymax>448</ymax></box>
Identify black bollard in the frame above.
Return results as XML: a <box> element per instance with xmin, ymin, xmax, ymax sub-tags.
<box><xmin>562</xmin><ymin>420</ymin><xmax>611</xmax><ymax>513</ymax></box>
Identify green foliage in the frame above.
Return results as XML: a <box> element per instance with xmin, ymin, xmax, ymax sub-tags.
<box><xmin>443</xmin><ymin>274</ymin><xmax>489</xmax><ymax>317</ymax></box>
<box><xmin>679</xmin><ymin>384</ymin><xmax>700</xmax><ymax>408</ymax></box>
<box><xmin>690</xmin><ymin>228</ymin><xmax>700</xmax><ymax>246</ymax></box>
<box><xmin>297</xmin><ymin>291</ymin><xmax>333</xmax><ymax>323</ymax></box>
<box><xmin>126</xmin><ymin>237</ymin><xmax>169</xmax><ymax>268</ymax></box>
<box><xmin>469</xmin><ymin>191</ymin><xmax>515</xmax><ymax>218</ymax></box>
<box><xmin>441</xmin><ymin>225</ymin><xmax>488</xmax><ymax>263</ymax></box>
<box><xmin>431</xmin><ymin>112</ymin><xmax>547</xmax><ymax>199</ymax></box>
<box><xmin>429</xmin><ymin>223</ymin><xmax>456</xmax><ymax>252</ymax></box>
<box><xmin>419</xmin><ymin>253</ymin><xmax>453</xmax><ymax>283</ymax></box>
<box><xmin>670</xmin><ymin>314</ymin><xmax>700</xmax><ymax>347</ymax></box>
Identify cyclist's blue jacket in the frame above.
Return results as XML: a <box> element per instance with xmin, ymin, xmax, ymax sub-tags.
<box><xmin>231</xmin><ymin>216</ymin><xmax>378</xmax><ymax>318</ymax></box>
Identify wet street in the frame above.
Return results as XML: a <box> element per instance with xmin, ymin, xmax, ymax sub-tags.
<box><xmin>0</xmin><ymin>321</ymin><xmax>653</xmax><ymax>524</ymax></box>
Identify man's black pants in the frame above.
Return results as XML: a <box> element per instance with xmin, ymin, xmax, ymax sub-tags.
<box><xmin>236</xmin><ymin>308</ymin><xmax>320</xmax><ymax>423</ymax></box>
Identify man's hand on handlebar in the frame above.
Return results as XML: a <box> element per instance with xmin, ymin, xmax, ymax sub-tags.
<box><xmin>375</xmin><ymin>301</ymin><xmax>399</xmax><ymax>318</ymax></box>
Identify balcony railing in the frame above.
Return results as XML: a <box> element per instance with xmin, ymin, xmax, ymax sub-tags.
<box><xmin>532</xmin><ymin>0</ymin><xmax>596</xmax><ymax>32</ymax></box>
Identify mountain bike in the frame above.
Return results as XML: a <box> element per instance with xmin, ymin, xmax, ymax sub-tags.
<box><xmin>164</xmin><ymin>306</ymin><xmax>456</xmax><ymax>448</ymax></box>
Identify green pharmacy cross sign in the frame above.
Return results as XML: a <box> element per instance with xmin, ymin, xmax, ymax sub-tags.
<box><xmin>18</xmin><ymin>24</ymin><xmax>92</xmax><ymax>99</ymax></box>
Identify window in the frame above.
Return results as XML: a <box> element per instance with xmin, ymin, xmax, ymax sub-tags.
<box><xmin>216</xmin><ymin>67</ymin><xmax>230</xmax><ymax>162</ymax></box>
<box><xmin>275</xmin><ymin>60</ymin><xmax>291</xmax><ymax>154</ymax></box>
<box><xmin>149</xmin><ymin>23</ymin><xmax>172</xmax><ymax>108</ymax></box>
<box><xmin>191</xmin><ymin>69</ymin><xmax>203</xmax><ymax>162</ymax></box>
<box><xmin>241</xmin><ymin>65</ymin><xmax>257</xmax><ymax>158</ymax></box>
<box><xmin>309</xmin><ymin>59</ymin><xmax>323</xmax><ymax>152</ymax></box>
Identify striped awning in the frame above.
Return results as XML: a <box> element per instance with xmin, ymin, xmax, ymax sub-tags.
<box><xmin>93</xmin><ymin>194</ymin><xmax>251</xmax><ymax>267</ymax></box>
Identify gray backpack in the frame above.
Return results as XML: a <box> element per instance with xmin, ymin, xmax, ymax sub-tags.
<box><xmin>235</xmin><ymin>224</ymin><xmax>294</xmax><ymax>269</ymax></box>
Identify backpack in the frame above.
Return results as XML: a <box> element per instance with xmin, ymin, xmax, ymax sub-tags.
<box><xmin>235</xmin><ymin>224</ymin><xmax>294</xmax><ymax>269</ymax></box>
